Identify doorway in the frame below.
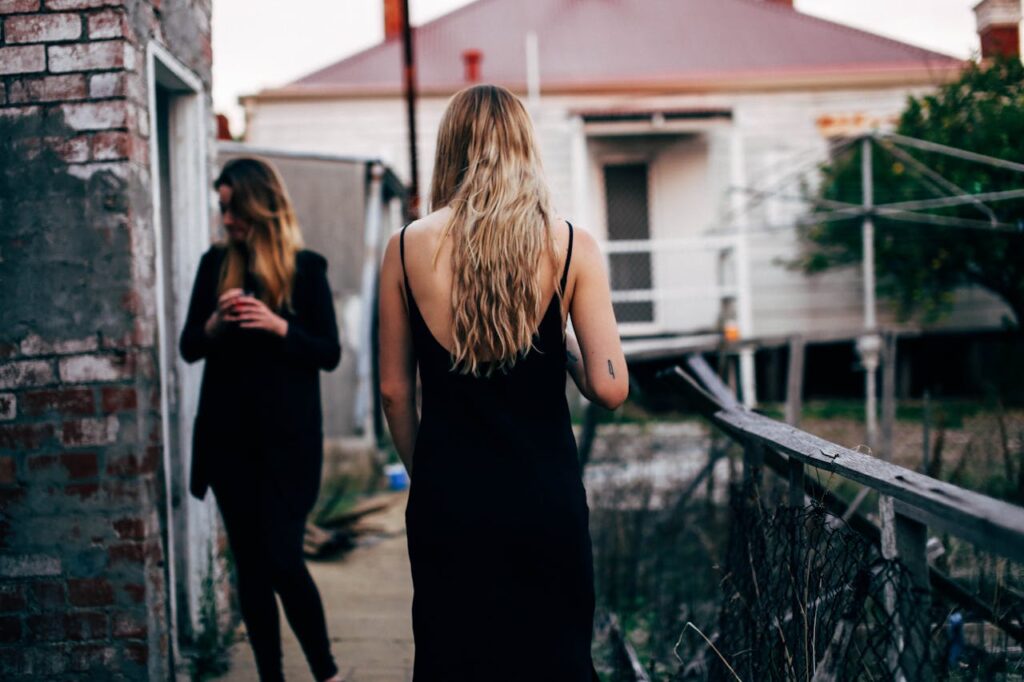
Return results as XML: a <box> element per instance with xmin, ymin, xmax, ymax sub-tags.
<box><xmin>603</xmin><ymin>162</ymin><xmax>654</xmax><ymax>324</ymax></box>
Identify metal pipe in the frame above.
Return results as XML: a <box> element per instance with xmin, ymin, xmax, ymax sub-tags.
<box><xmin>401</xmin><ymin>0</ymin><xmax>420</xmax><ymax>220</ymax></box>
<box><xmin>355</xmin><ymin>163</ymin><xmax>386</xmax><ymax>434</ymax></box>
<box><xmin>881</xmin><ymin>131</ymin><xmax>1024</xmax><ymax>174</ymax></box>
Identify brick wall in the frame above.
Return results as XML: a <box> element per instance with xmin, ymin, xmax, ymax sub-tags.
<box><xmin>0</xmin><ymin>0</ymin><xmax>213</xmax><ymax>678</ymax></box>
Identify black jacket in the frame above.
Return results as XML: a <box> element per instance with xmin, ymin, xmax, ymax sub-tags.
<box><xmin>179</xmin><ymin>245</ymin><xmax>341</xmax><ymax>514</ymax></box>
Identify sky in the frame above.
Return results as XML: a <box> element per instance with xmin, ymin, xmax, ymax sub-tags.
<box><xmin>212</xmin><ymin>0</ymin><xmax>991</xmax><ymax>136</ymax></box>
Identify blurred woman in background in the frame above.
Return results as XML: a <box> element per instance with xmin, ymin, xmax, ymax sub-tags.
<box><xmin>180</xmin><ymin>157</ymin><xmax>344</xmax><ymax>682</ymax></box>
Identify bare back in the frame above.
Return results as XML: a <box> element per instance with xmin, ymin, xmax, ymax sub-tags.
<box><xmin>399</xmin><ymin>207</ymin><xmax>574</xmax><ymax>359</ymax></box>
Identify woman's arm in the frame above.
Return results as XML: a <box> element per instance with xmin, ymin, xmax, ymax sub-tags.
<box><xmin>565</xmin><ymin>328</ymin><xmax>592</xmax><ymax>398</ymax></box>
<box><xmin>566</xmin><ymin>227</ymin><xmax>629</xmax><ymax>410</ymax></box>
<box><xmin>180</xmin><ymin>250</ymin><xmax>219</xmax><ymax>364</ymax></box>
<box><xmin>378</xmin><ymin>231</ymin><xmax>419</xmax><ymax>475</ymax></box>
<box><xmin>279</xmin><ymin>254</ymin><xmax>342</xmax><ymax>371</ymax></box>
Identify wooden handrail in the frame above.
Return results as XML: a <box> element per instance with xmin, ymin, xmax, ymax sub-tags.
<box><xmin>664</xmin><ymin>354</ymin><xmax>1024</xmax><ymax>565</ymax></box>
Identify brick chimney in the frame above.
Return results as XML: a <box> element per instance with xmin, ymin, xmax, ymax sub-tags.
<box><xmin>384</xmin><ymin>0</ymin><xmax>404</xmax><ymax>41</ymax></box>
<box><xmin>974</xmin><ymin>0</ymin><xmax>1021</xmax><ymax>59</ymax></box>
<box><xmin>462</xmin><ymin>49</ymin><xmax>483</xmax><ymax>83</ymax></box>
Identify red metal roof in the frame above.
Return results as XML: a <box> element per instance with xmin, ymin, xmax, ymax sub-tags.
<box><xmin>276</xmin><ymin>0</ymin><xmax>963</xmax><ymax>96</ymax></box>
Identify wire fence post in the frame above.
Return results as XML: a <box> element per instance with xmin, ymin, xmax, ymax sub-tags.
<box><xmin>743</xmin><ymin>441</ymin><xmax>763</xmax><ymax>491</ymax></box>
<box><xmin>785</xmin><ymin>334</ymin><xmax>805</xmax><ymax>428</ymax></box>
<box><xmin>894</xmin><ymin>511</ymin><xmax>931</xmax><ymax>681</ymax></box>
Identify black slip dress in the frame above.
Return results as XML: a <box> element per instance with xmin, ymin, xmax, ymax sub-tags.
<box><xmin>400</xmin><ymin>222</ymin><xmax>599</xmax><ymax>681</ymax></box>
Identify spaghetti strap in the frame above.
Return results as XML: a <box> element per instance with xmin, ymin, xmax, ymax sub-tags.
<box><xmin>560</xmin><ymin>221</ymin><xmax>575</xmax><ymax>291</ymax></box>
<box><xmin>399</xmin><ymin>225</ymin><xmax>412</xmax><ymax>299</ymax></box>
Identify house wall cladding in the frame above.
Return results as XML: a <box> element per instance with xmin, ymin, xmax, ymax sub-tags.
<box><xmin>0</xmin><ymin>0</ymin><xmax>213</xmax><ymax>679</ymax></box>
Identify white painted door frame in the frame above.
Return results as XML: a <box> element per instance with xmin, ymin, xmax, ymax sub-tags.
<box><xmin>146</xmin><ymin>39</ymin><xmax>214</xmax><ymax>670</ymax></box>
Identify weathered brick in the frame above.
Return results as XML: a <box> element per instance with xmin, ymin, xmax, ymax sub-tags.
<box><xmin>100</xmin><ymin>386</ymin><xmax>135</xmax><ymax>412</ymax></box>
<box><xmin>0</xmin><ymin>585</ymin><xmax>26</xmax><ymax>613</ymax></box>
<box><xmin>107</xmin><ymin>543</ymin><xmax>143</xmax><ymax>565</ymax></box>
<box><xmin>0</xmin><ymin>422</ymin><xmax>54</xmax><ymax>451</ymax></box>
<box><xmin>0</xmin><ymin>105</ymin><xmax>40</xmax><ymax>124</ymax></box>
<box><xmin>0</xmin><ymin>44</ymin><xmax>45</xmax><ymax>74</ymax></box>
<box><xmin>8</xmin><ymin>73</ymin><xmax>87</xmax><ymax>103</ymax></box>
<box><xmin>66</xmin><ymin>160</ymin><xmax>130</xmax><ymax>181</ymax></box>
<box><xmin>31</xmin><ymin>581</ymin><xmax>66</xmax><ymax>610</ymax></box>
<box><xmin>0</xmin><ymin>554</ymin><xmax>61</xmax><ymax>578</ymax></box>
<box><xmin>26</xmin><ymin>613</ymin><xmax>63</xmax><ymax>641</ymax></box>
<box><xmin>46</xmin><ymin>0</ymin><xmax>119</xmax><ymax>8</ymax></box>
<box><xmin>63</xmin><ymin>611</ymin><xmax>107</xmax><ymax>641</ymax></box>
<box><xmin>0</xmin><ymin>0</ymin><xmax>40</xmax><ymax>13</ymax></box>
<box><xmin>135</xmin><ymin>102</ymin><xmax>148</xmax><ymax>136</ymax></box>
<box><xmin>0</xmin><ymin>488</ymin><xmax>26</xmax><ymax>511</ymax></box>
<box><xmin>52</xmin><ymin>135</ymin><xmax>91</xmax><ymax>163</ymax></box>
<box><xmin>123</xmin><ymin>641</ymin><xmax>147</xmax><ymax>665</ymax></box>
<box><xmin>0</xmin><ymin>359</ymin><xmax>54</xmax><ymax>389</ymax></box>
<box><xmin>26</xmin><ymin>644</ymin><xmax>68</xmax><ymax>674</ymax></box>
<box><xmin>26</xmin><ymin>453</ymin><xmax>58</xmax><ymax>474</ymax></box>
<box><xmin>87</xmin><ymin>9</ymin><xmax>122</xmax><ymax>38</ymax></box>
<box><xmin>67</xmin><ymin>578</ymin><xmax>114</xmax><ymax>607</ymax></box>
<box><xmin>121</xmin><ymin>582</ymin><xmax>144</xmax><ymax>604</ymax></box>
<box><xmin>57</xmin><ymin>101</ymin><xmax>129</xmax><ymax>132</ymax></box>
<box><xmin>0</xmin><ymin>394</ymin><xmax>15</xmax><ymax>421</ymax></box>
<box><xmin>112</xmin><ymin>517</ymin><xmax>143</xmax><ymax>541</ymax></box>
<box><xmin>64</xmin><ymin>482</ymin><xmax>99</xmax><ymax>500</ymax></box>
<box><xmin>88</xmin><ymin>71</ymin><xmax>122</xmax><ymax>98</ymax></box>
<box><xmin>105</xmin><ymin>447</ymin><xmax>158</xmax><ymax>476</ymax></box>
<box><xmin>0</xmin><ymin>456</ymin><xmax>14</xmax><ymax>484</ymax></box>
<box><xmin>69</xmin><ymin>643</ymin><xmax>117</xmax><ymax>671</ymax></box>
<box><xmin>91</xmin><ymin>130</ymin><xmax>132</xmax><ymax>160</ymax></box>
<box><xmin>0</xmin><ymin>645</ymin><xmax>27</xmax><ymax>676</ymax></box>
<box><xmin>22</xmin><ymin>387</ymin><xmax>94</xmax><ymax>416</ymax></box>
<box><xmin>111</xmin><ymin>611</ymin><xmax>145</xmax><ymax>639</ymax></box>
<box><xmin>59</xmin><ymin>353</ymin><xmax>132</xmax><ymax>383</ymax></box>
<box><xmin>48</xmin><ymin>40</ymin><xmax>131</xmax><ymax>73</ymax></box>
<box><xmin>60</xmin><ymin>452</ymin><xmax>98</xmax><ymax>479</ymax></box>
<box><xmin>19</xmin><ymin>334</ymin><xmax>99</xmax><ymax>357</ymax></box>
<box><xmin>0</xmin><ymin>616</ymin><xmax>22</xmax><ymax>643</ymax></box>
<box><xmin>103</xmin><ymin>478</ymin><xmax>140</xmax><ymax>505</ymax></box>
<box><xmin>4</xmin><ymin>12</ymin><xmax>81</xmax><ymax>43</ymax></box>
<box><xmin>61</xmin><ymin>417</ymin><xmax>118</xmax><ymax>447</ymax></box>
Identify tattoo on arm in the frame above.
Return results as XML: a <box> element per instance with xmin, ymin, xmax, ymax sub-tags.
<box><xmin>607</xmin><ymin>360</ymin><xmax>615</xmax><ymax>378</ymax></box>
<box><xmin>566</xmin><ymin>349</ymin><xmax>579</xmax><ymax>365</ymax></box>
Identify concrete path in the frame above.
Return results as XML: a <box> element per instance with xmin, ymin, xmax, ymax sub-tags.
<box><xmin>215</xmin><ymin>492</ymin><xmax>414</xmax><ymax>682</ymax></box>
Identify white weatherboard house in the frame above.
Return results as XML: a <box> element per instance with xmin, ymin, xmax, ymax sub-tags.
<box><xmin>240</xmin><ymin>0</ymin><xmax>1018</xmax><ymax>397</ymax></box>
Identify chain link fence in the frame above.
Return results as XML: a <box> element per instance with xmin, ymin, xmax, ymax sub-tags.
<box><xmin>586</xmin><ymin>424</ymin><xmax>1024</xmax><ymax>681</ymax></box>
<box><xmin>705</xmin><ymin>487</ymin><xmax>933</xmax><ymax>681</ymax></box>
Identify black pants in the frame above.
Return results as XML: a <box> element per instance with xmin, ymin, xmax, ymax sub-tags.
<box><xmin>212</xmin><ymin>459</ymin><xmax>337</xmax><ymax>682</ymax></box>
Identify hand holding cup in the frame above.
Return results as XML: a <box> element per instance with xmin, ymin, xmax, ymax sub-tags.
<box><xmin>205</xmin><ymin>288</ymin><xmax>245</xmax><ymax>337</ymax></box>
<box><xmin>230</xmin><ymin>294</ymin><xmax>289</xmax><ymax>338</ymax></box>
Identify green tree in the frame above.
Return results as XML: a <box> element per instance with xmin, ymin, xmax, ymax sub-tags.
<box><xmin>796</xmin><ymin>58</ymin><xmax>1024</xmax><ymax>329</ymax></box>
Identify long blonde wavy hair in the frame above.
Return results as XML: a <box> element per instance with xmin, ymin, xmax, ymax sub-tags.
<box><xmin>214</xmin><ymin>157</ymin><xmax>304</xmax><ymax>311</ymax></box>
<box><xmin>430</xmin><ymin>84</ymin><xmax>560</xmax><ymax>377</ymax></box>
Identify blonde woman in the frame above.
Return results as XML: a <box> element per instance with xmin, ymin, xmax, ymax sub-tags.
<box><xmin>180</xmin><ymin>157</ymin><xmax>344</xmax><ymax>682</ymax></box>
<box><xmin>379</xmin><ymin>85</ymin><xmax>628</xmax><ymax>680</ymax></box>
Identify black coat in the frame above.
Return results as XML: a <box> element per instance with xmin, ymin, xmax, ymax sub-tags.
<box><xmin>179</xmin><ymin>245</ymin><xmax>341</xmax><ymax>516</ymax></box>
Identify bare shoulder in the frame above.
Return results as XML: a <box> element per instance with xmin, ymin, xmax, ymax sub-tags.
<box><xmin>408</xmin><ymin>207</ymin><xmax>452</xmax><ymax>240</ymax></box>
<box><xmin>565</xmin><ymin>223</ymin><xmax>602</xmax><ymax>270</ymax></box>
